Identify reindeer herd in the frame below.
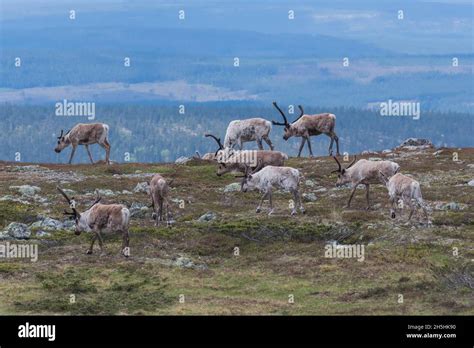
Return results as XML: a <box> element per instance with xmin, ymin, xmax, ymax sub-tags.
<box><xmin>54</xmin><ymin>102</ymin><xmax>429</xmax><ymax>256</ymax></box>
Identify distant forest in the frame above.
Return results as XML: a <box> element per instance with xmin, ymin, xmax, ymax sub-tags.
<box><xmin>0</xmin><ymin>103</ymin><xmax>472</xmax><ymax>163</ymax></box>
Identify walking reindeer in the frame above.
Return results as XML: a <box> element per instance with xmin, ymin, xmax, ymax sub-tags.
<box><xmin>272</xmin><ymin>102</ymin><xmax>340</xmax><ymax>157</ymax></box>
<box><xmin>224</xmin><ymin>118</ymin><xmax>274</xmax><ymax>150</ymax></box>
<box><xmin>379</xmin><ymin>172</ymin><xmax>429</xmax><ymax>221</ymax></box>
<box><xmin>57</xmin><ymin>187</ymin><xmax>130</xmax><ymax>256</ymax></box>
<box><xmin>237</xmin><ymin>165</ymin><xmax>305</xmax><ymax>216</ymax></box>
<box><xmin>55</xmin><ymin>123</ymin><xmax>111</xmax><ymax>164</ymax></box>
<box><xmin>332</xmin><ymin>156</ymin><xmax>400</xmax><ymax>210</ymax></box>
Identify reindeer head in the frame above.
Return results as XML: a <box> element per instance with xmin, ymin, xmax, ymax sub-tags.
<box><xmin>54</xmin><ymin>130</ymin><xmax>71</xmax><ymax>153</ymax></box>
<box><xmin>332</xmin><ymin>156</ymin><xmax>357</xmax><ymax>187</ymax></box>
<box><xmin>271</xmin><ymin>102</ymin><xmax>304</xmax><ymax>141</ymax></box>
<box><xmin>57</xmin><ymin>187</ymin><xmax>101</xmax><ymax>235</ymax></box>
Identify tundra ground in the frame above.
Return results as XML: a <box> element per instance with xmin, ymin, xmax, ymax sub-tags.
<box><xmin>0</xmin><ymin>147</ymin><xmax>472</xmax><ymax>315</ymax></box>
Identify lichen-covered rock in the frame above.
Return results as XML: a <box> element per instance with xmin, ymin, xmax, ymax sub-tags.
<box><xmin>198</xmin><ymin>212</ymin><xmax>216</xmax><ymax>222</ymax></box>
<box><xmin>4</xmin><ymin>222</ymin><xmax>31</xmax><ymax>239</ymax></box>
<box><xmin>175</xmin><ymin>156</ymin><xmax>192</xmax><ymax>164</ymax></box>
<box><xmin>130</xmin><ymin>202</ymin><xmax>149</xmax><ymax>218</ymax></box>
<box><xmin>399</xmin><ymin>138</ymin><xmax>433</xmax><ymax>147</ymax></box>
<box><xmin>302</xmin><ymin>193</ymin><xmax>317</xmax><ymax>202</ymax></box>
<box><xmin>30</xmin><ymin>217</ymin><xmax>64</xmax><ymax>231</ymax></box>
<box><xmin>9</xmin><ymin>185</ymin><xmax>41</xmax><ymax>197</ymax></box>
<box><xmin>133</xmin><ymin>182</ymin><xmax>150</xmax><ymax>194</ymax></box>
<box><xmin>223</xmin><ymin>182</ymin><xmax>241</xmax><ymax>193</ymax></box>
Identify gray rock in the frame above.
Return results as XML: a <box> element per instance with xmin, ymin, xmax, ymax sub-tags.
<box><xmin>368</xmin><ymin>157</ymin><xmax>382</xmax><ymax>161</ymax></box>
<box><xmin>399</xmin><ymin>138</ymin><xmax>433</xmax><ymax>147</ymax></box>
<box><xmin>96</xmin><ymin>189</ymin><xmax>115</xmax><ymax>197</ymax></box>
<box><xmin>435</xmin><ymin>202</ymin><xmax>466</xmax><ymax>211</ymax></box>
<box><xmin>302</xmin><ymin>193</ymin><xmax>317</xmax><ymax>202</ymax></box>
<box><xmin>382</xmin><ymin>149</ymin><xmax>392</xmax><ymax>154</ymax></box>
<box><xmin>305</xmin><ymin>179</ymin><xmax>316</xmax><ymax>187</ymax></box>
<box><xmin>4</xmin><ymin>222</ymin><xmax>31</xmax><ymax>239</ymax></box>
<box><xmin>62</xmin><ymin>219</ymin><xmax>75</xmax><ymax>230</ymax></box>
<box><xmin>36</xmin><ymin>230</ymin><xmax>51</xmax><ymax>237</ymax></box>
<box><xmin>198</xmin><ymin>212</ymin><xmax>216</xmax><ymax>222</ymax></box>
<box><xmin>130</xmin><ymin>202</ymin><xmax>149</xmax><ymax>218</ymax></box>
<box><xmin>468</xmin><ymin>180</ymin><xmax>474</xmax><ymax>187</ymax></box>
<box><xmin>0</xmin><ymin>195</ymin><xmax>31</xmax><ymax>205</ymax></box>
<box><xmin>10</xmin><ymin>185</ymin><xmax>41</xmax><ymax>197</ymax></box>
<box><xmin>223</xmin><ymin>182</ymin><xmax>241</xmax><ymax>193</ymax></box>
<box><xmin>175</xmin><ymin>156</ymin><xmax>192</xmax><ymax>164</ymax></box>
<box><xmin>315</xmin><ymin>187</ymin><xmax>327</xmax><ymax>193</ymax></box>
<box><xmin>30</xmin><ymin>217</ymin><xmax>63</xmax><ymax>231</ymax></box>
<box><xmin>121</xmin><ymin>190</ymin><xmax>132</xmax><ymax>195</ymax></box>
<box><xmin>133</xmin><ymin>182</ymin><xmax>150</xmax><ymax>194</ymax></box>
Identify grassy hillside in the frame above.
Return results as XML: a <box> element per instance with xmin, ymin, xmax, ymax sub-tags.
<box><xmin>0</xmin><ymin>147</ymin><xmax>472</xmax><ymax>315</ymax></box>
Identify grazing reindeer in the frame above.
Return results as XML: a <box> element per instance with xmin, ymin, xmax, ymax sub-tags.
<box><xmin>224</xmin><ymin>118</ymin><xmax>274</xmax><ymax>150</ymax></box>
<box><xmin>272</xmin><ymin>102</ymin><xmax>340</xmax><ymax>157</ymax></box>
<box><xmin>206</xmin><ymin>133</ymin><xmax>287</xmax><ymax>175</ymax></box>
<box><xmin>57</xmin><ymin>187</ymin><xmax>130</xmax><ymax>256</ymax></box>
<box><xmin>55</xmin><ymin>123</ymin><xmax>111</xmax><ymax>164</ymax></box>
<box><xmin>149</xmin><ymin>174</ymin><xmax>174</xmax><ymax>226</ymax></box>
<box><xmin>379</xmin><ymin>172</ymin><xmax>429</xmax><ymax>220</ymax></box>
<box><xmin>332</xmin><ymin>156</ymin><xmax>400</xmax><ymax>210</ymax></box>
<box><xmin>238</xmin><ymin>165</ymin><xmax>305</xmax><ymax>216</ymax></box>
<box><xmin>217</xmin><ymin>150</ymin><xmax>288</xmax><ymax>176</ymax></box>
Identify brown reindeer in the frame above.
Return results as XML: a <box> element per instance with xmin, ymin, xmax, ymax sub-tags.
<box><xmin>57</xmin><ymin>187</ymin><xmax>130</xmax><ymax>256</ymax></box>
<box><xmin>272</xmin><ymin>102</ymin><xmax>340</xmax><ymax>157</ymax></box>
<box><xmin>149</xmin><ymin>174</ymin><xmax>174</xmax><ymax>226</ymax></box>
<box><xmin>55</xmin><ymin>123</ymin><xmax>111</xmax><ymax>164</ymax></box>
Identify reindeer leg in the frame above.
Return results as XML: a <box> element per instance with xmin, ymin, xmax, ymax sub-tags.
<box><xmin>334</xmin><ymin>135</ymin><xmax>340</xmax><ymax>156</ymax></box>
<box><xmin>328</xmin><ymin>134</ymin><xmax>334</xmax><ymax>156</ymax></box>
<box><xmin>263</xmin><ymin>135</ymin><xmax>274</xmax><ymax>151</ymax></box>
<box><xmin>346</xmin><ymin>183</ymin><xmax>359</xmax><ymax>208</ymax></box>
<box><xmin>68</xmin><ymin>145</ymin><xmax>77</xmax><ymax>164</ymax></box>
<box><xmin>390</xmin><ymin>196</ymin><xmax>397</xmax><ymax>219</ymax></box>
<box><xmin>365</xmin><ymin>184</ymin><xmax>371</xmax><ymax>210</ymax></box>
<box><xmin>96</xmin><ymin>230</ymin><xmax>105</xmax><ymax>253</ymax></box>
<box><xmin>166</xmin><ymin>200</ymin><xmax>172</xmax><ymax>227</ymax></box>
<box><xmin>121</xmin><ymin>230</ymin><xmax>130</xmax><ymax>257</ymax></box>
<box><xmin>306</xmin><ymin>136</ymin><xmax>314</xmax><ymax>157</ymax></box>
<box><xmin>85</xmin><ymin>145</ymin><xmax>95</xmax><ymax>164</ymax></box>
<box><xmin>268</xmin><ymin>189</ymin><xmax>274</xmax><ymax>215</ymax></box>
<box><xmin>257</xmin><ymin>138</ymin><xmax>263</xmax><ymax>150</ymax></box>
<box><xmin>297</xmin><ymin>138</ymin><xmax>306</xmax><ymax>157</ymax></box>
<box><xmin>256</xmin><ymin>191</ymin><xmax>269</xmax><ymax>213</ymax></box>
<box><xmin>87</xmin><ymin>234</ymin><xmax>97</xmax><ymax>254</ymax></box>
<box><xmin>291</xmin><ymin>189</ymin><xmax>298</xmax><ymax>215</ymax></box>
<box><xmin>408</xmin><ymin>201</ymin><xmax>415</xmax><ymax>221</ymax></box>
<box><xmin>99</xmin><ymin>139</ymin><xmax>111</xmax><ymax>164</ymax></box>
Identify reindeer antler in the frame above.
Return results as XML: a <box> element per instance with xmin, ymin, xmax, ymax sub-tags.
<box><xmin>58</xmin><ymin>130</ymin><xmax>64</xmax><ymax>139</ymax></box>
<box><xmin>292</xmin><ymin>105</ymin><xmax>305</xmax><ymax>123</ymax></box>
<box><xmin>272</xmin><ymin>102</ymin><xmax>289</xmax><ymax>127</ymax></box>
<box><xmin>57</xmin><ymin>186</ymin><xmax>79</xmax><ymax>217</ymax></box>
<box><xmin>332</xmin><ymin>156</ymin><xmax>342</xmax><ymax>173</ymax></box>
<box><xmin>346</xmin><ymin>156</ymin><xmax>357</xmax><ymax>169</ymax></box>
<box><xmin>87</xmin><ymin>190</ymin><xmax>102</xmax><ymax>210</ymax></box>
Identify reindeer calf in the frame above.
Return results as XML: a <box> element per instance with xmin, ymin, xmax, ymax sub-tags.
<box><xmin>239</xmin><ymin>165</ymin><xmax>305</xmax><ymax>216</ymax></box>
<box><xmin>149</xmin><ymin>174</ymin><xmax>173</xmax><ymax>226</ymax></box>
<box><xmin>380</xmin><ymin>173</ymin><xmax>429</xmax><ymax>220</ymax></box>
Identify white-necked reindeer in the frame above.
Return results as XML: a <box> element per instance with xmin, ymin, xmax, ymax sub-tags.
<box><xmin>149</xmin><ymin>174</ymin><xmax>173</xmax><ymax>226</ymax></box>
<box><xmin>272</xmin><ymin>102</ymin><xmax>340</xmax><ymax>157</ymax></box>
<box><xmin>55</xmin><ymin>123</ymin><xmax>111</xmax><ymax>164</ymax></box>
<box><xmin>224</xmin><ymin>118</ymin><xmax>274</xmax><ymax>150</ymax></box>
<box><xmin>379</xmin><ymin>172</ymin><xmax>429</xmax><ymax>221</ymax></box>
<box><xmin>332</xmin><ymin>156</ymin><xmax>400</xmax><ymax>209</ymax></box>
<box><xmin>57</xmin><ymin>187</ymin><xmax>130</xmax><ymax>256</ymax></box>
<box><xmin>205</xmin><ymin>133</ymin><xmax>287</xmax><ymax>175</ymax></box>
<box><xmin>238</xmin><ymin>165</ymin><xmax>305</xmax><ymax>216</ymax></box>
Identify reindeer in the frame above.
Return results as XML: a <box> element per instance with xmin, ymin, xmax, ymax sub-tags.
<box><xmin>272</xmin><ymin>102</ymin><xmax>340</xmax><ymax>157</ymax></box>
<box><xmin>57</xmin><ymin>187</ymin><xmax>130</xmax><ymax>256</ymax></box>
<box><xmin>55</xmin><ymin>123</ymin><xmax>111</xmax><ymax>164</ymax></box>
<box><xmin>205</xmin><ymin>133</ymin><xmax>287</xmax><ymax>175</ymax></box>
<box><xmin>238</xmin><ymin>165</ymin><xmax>305</xmax><ymax>216</ymax></box>
<box><xmin>332</xmin><ymin>156</ymin><xmax>400</xmax><ymax>210</ymax></box>
<box><xmin>224</xmin><ymin>118</ymin><xmax>274</xmax><ymax>150</ymax></box>
<box><xmin>149</xmin><ymin>174</ymin><xmax>174</xmax><ymax>226</ymax></box>
<box><xmin>379</xmin><ymin>172</ymin><xmax>429</xmax><ymax>221</ymax></box>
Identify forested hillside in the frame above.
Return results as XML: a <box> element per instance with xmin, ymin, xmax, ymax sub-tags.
<box><xmin>0</xmin><ymin>103</ymin><xmax>472</xmax><ymax>163</ymax></box>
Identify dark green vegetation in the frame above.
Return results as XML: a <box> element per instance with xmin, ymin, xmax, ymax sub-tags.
<box><xmin>0</xmin><ymin>147</ymin><xmax>472</xmax><ymax>314</ymax></box>
<box><xmin>0</xmin><ymin>103</ymin><xmax>472</xmax><ymax>163</ymax></box>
